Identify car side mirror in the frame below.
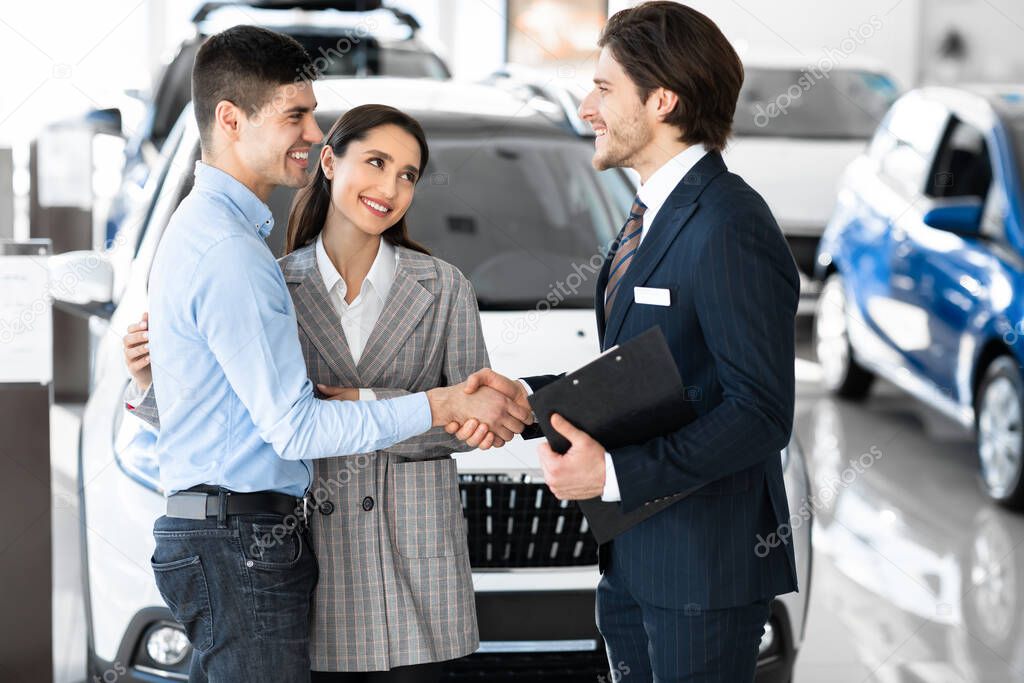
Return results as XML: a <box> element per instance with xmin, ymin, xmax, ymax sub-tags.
<box><xmin>922</xmin><ymin>198</ymin><xmax>983</xmax><ymax>235</ymax></box>
<box><xmin>48</xmin><ymin>250</ymin><xmax>115</xmax><ymax>319</ymax></box>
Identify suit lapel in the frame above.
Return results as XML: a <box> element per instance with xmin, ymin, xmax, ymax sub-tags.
<box><xmin>281</xmin><ymin>244</ymin><xmax>361</xmax><ymax>386</ymax></box>
<box><xmin>602</xmin><ymin>152</ymin><xmax>727</xmax><ymax>347</ymax></box>
<box><xmin>357</xmin><ymin>247</ymin><xmax>436</xmax><ymax>387</ymax></box>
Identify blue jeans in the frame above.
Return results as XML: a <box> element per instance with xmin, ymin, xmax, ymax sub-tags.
<box><xmin>151</xmin><ymin>513</ymin><xmax>318</xmax><ymax>682</ymax></box>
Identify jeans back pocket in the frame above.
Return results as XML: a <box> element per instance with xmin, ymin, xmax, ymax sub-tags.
<box><xmin>150</xmin><ymin>554</ymin><xmax>214</xmax><ymax>652</ymax></box>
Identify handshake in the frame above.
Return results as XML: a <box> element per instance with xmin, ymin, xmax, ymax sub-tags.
<box><xmin>320</xmin><ymin>369</ymin><xmax>533</xmax><ymax>450</ymax></box>
<box><xmin>124</xmin><ymin>316</ymin><xmax>532</xmax><ymax>450</ymax></box>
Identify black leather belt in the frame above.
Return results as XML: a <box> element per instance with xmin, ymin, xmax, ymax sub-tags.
<box><xmin>166</xmin><ymin>485</ymin><xmax>305</xmax><ymax>521</ymax></box>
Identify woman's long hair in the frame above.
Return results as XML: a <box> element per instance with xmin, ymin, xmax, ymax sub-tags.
<box><xmin>286</xmin><ymin>104</ymin><xmax>431</xmax><ymax>256</ymax></box>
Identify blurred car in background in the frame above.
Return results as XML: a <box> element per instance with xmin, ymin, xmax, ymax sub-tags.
<box><xmin>727</xmin><ymin>56</ymin><xmax>900</xmax><ymax>306</ymax></box>
<box><xmin>97</xmin><ymin>0</ymin><xmax>450</xmax><ymax>246</ymax></box>
<box><xmin>485</xmin><ymin>57</ymin><xmax>901</xmax><ymax>313</ymax></box>
<box><xmin>813</xmin><ymin>84</ymin><xmax>1024</xmax><ymax>508</ymax></box>
<box><xmin>52</xmin><ymin>77</ymin><xmax>812</xmax><ymax>682</ymax></box>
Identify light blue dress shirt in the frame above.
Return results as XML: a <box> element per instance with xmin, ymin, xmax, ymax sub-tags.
<box><xmin>147</xmin><ymin>161</ymin><xmax>432</xmax><ymax>497</ymax></box>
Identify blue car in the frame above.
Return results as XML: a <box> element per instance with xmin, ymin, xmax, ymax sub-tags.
<box><xmin>814</xmin><ymin>85</ymin><xmax>1024</xmax><ymax>507</ymax></box>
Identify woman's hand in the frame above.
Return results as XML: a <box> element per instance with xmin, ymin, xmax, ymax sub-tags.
<box><xmin>316</xmin><ymin>384</ymin><xmax>360</xmax><ymax>401</ymax></box>
<box><xmin>123</xmin><ymin>312</ymin><xmax>152</xmax><ymax>391</ymax></box>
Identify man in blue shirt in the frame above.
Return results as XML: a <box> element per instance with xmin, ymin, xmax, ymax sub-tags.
<box><xmin>144</xmin><ymin>26</ymin><xmax>527</xmax><ymax>682</ymax></box>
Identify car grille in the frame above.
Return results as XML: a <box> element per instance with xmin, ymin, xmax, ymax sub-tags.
<box><xmin>459</xmin><ymin>474</ymin><xmax>599</xmax><ymax>568</ymax></box>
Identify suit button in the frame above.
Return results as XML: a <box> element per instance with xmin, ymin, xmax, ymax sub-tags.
<box><xmin>362</xmin><ymin>496</ymin><xmax>375</xmax><ymax>512</ymax></box>
<box><xmin>319</xmin><ymin>501</ymin><xmax>334</xmax><ymax>516</ymax></box>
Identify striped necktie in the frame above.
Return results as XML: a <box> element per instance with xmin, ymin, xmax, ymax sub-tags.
<box><xmin>604</xmin><ymin>195</ymin><xmax>647</xmax><ymax>321</ymax></box>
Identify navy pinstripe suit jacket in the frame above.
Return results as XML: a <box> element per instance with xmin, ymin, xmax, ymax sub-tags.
<box><xmin>524</xmin><ymin>151</ymin><xmax>800</xmax><ymax>610</ymax></box>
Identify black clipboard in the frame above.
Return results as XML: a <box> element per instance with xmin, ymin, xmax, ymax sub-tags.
<box><xmin>528</xmin><ymin>326</ymin><xmax>688</xmax><ymax>454</ymax></box>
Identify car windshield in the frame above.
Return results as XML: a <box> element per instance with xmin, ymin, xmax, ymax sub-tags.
<box><xmin>260</xmin><ymin>131</ymin><xmax>632</xmax><ymax>310</ymax></box>
<box><xmin>734</xmin><ymin>67</ymin><xmax>899</xmax><ymax>140</ymax></box>
<box><xmin>291</xmin><ymin>34</ymin><xmax>449</xmax><ymax>79</ymax></box>
<box><xmin>406</xmin><ymin>137</ymin><xmax>630</xmax><ymax>309</ymax></box>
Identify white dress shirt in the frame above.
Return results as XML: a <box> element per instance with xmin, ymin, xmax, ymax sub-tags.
<box><xmin>600</xmin><ymin>144</ymin><xmax>708</xmax><ymax>502</ymax></box>
<box><xmin>315</xmin><ymin>234</ymin><xmax>398</xmax><ymax>400</ymax></box>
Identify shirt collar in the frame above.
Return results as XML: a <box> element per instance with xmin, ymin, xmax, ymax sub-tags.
<box><xmin>315</xmin><ymin>235</ymin><xmax>397</xmax><ymax>303</ymax></box>
<box><xmin>315</xmin><ymin>234</ymin><xmax>342</xmax><ymax>295</ymax></box>
<box><xmin>636</xmin><ymin>145</ymin><xmax>708</xmax><ymax>222</ymax></box>
<box><xmin>193</xmin><ymin>161</ymin><xmax>275</xmax><ymax>239</ymax></box>
<box><xmin>364</xmin><ymin>238</ymin><xmax>397</xmax><ymax>302</ymax></box>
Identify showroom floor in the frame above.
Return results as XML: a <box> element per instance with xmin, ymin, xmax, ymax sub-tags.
<box><xmin>48</xmin><ymin>328</ymin><xmax>1024</xmax><ymax>682</ymax></box>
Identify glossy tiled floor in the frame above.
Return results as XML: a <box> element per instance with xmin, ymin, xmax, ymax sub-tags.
<box><xmin>792</xmin><ymin>333</ymin><xmax>1024</xmax><ymax>683</ymax></box>
<box><xmin>48</xmin><ymin>332</ymin><xmax>1024</xmax><ymax>682</ymax></box>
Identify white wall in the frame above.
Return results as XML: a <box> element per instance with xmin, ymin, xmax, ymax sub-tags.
<box><xmin>918</xmin><ymin>0</ymin><xmax>1024</xmax><ymax>84</ymax></box>
<box><xmin>609</xmin><ymin>0</ymin><xmax>922</xmax><ymax>88</ymax></box>
<box><xmin>404</xmin><ymin>0</ymin><xmax>507</xmax><ymax>79</ymax></box>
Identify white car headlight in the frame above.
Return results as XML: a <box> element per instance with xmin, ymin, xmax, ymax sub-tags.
<box><xmin>146</xmin><ymin>625</ymin><xmax>190</xmax><ymax>666</ymax></box>
<box><xmin>113</xmin><ymin>409</ymin><xmax>162</xmax><ymax>492</ymax></box>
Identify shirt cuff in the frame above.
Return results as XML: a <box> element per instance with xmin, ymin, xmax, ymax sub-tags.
<box><xmin>402</xmin><ymin>392</ymin><xmax>434</xmax><ymax>440</ymax></box>
<box><xmin>358</xmin><ymin>388</ymin><xmax>376</xmax><ymax>401</ymax></box>
<box><xmin>601</xmin><ymin>452</ymin><xmax>621</xmax><ymax>502</ymax></box>
<box><xmin>519</xmin><ymin>379</ymin><xmax>534</xmax><ymax>396</ymax></box>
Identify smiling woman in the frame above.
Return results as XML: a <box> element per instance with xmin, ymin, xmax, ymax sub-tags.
<box><xmin>286</xmin><ymin>104</ymin><xmax>432</xmax><ymax>257</ymax></box>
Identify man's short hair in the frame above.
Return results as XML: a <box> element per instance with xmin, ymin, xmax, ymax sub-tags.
<box><xmin>598</xmin><ymin>1</ymin><xmax>743</xmax><ymax>152</ymax></box>
<box><xmin>192</xmin><ymin>25</ymin><xmax>315</xmax><ymax>149</ymax></box>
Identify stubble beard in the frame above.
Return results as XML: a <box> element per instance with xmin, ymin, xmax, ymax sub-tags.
<box><xmin>593</xmin><ymin>109</ymin><xmax>653</xmax><ymax>172</ymax></box>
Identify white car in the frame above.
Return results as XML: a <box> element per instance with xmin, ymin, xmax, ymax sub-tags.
<box><xmin>60</xmin><ymin>78</ymin><xmax>812</xmax><ymax>682</ymax></box>
<box><xmin>726</xmin><ymin>56</ymin><xmax>900</xmax><ymax>284</ymax></box>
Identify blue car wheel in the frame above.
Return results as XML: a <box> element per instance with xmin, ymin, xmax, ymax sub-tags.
<box><xmin>814</xmin><ymin>274</ymin><xmax>874</xmax><ymax>400</ymax></box>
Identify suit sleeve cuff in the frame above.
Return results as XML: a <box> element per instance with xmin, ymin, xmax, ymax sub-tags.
<box><xmin>601</xmin><ymin>452</ymin><xmax>621</xmax><ymax>502</ymax></box>
<box><xmin>358</xmin><ymin>388</ymin><xmax>376</xmax><ymax>401</ymax></box>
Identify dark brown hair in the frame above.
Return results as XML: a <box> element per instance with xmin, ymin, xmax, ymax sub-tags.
<box><xmin>598</xmin><ymin>1</ymin><xmax>743</xmax><ymax>152</ymax></box>
<box><xmin>286</xmin><ymin>104</ymin><xmax>431</xmax><ymax>256</ymax></box>
<box><xmin>192</xmin><ymin>25</ymin><xmax>315</xmax><ymax>151</ymax></box>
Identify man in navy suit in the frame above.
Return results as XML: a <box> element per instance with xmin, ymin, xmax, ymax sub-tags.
<box><xmin>448</xmin><ymin>2</ymin><xmax>800</xmax><ymax>680</ymax></box>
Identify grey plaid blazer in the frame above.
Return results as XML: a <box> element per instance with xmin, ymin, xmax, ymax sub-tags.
<box><xmin>125</xmin><ymin>242</ymin><xmax>486</xmax><ymax>671</ymax></box>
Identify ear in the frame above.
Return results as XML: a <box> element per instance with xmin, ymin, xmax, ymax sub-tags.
<box><xmin>213</xmin><ymin>99</ymin><xmax>242</xmax><ymax>142</ymax></box>
<box><xmin>320</xmin><ymin>145</ymin><xmax>335</xmax><ymax>180</ymax></box>
<box><xmin>651</xmin><ymin>88</ymin><xmax>680</xmax><ymax>123</ymax></box>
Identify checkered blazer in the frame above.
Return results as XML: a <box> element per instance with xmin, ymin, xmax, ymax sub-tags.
<box><xmin>125</xmin><ymin>242</ymin><xmax>486</xmax><ymax>671</ymax></box>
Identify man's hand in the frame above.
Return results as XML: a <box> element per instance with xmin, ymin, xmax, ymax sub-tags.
<box><xmin>318</xmin><ymin>383</ymin><xmax>504</xmax><ymax>450</ymax></box>
<box><xmin>427</xmin><ymin>380</ymin><xmax>530</xmax><ymax>445</ymax></box>
<box><xmin>123</xmin><ymin>312</ymin><xmax>152</xmax><ymax>391</ymax></box>
<box><xmin>538</xmin><ymin>413</ymin><xmax>607</xmax><ymax>500</ymax></box>
<box><xmin>316</xmin><ymin>384</ymin><xmax>359</xmax><ymax>401</ymax></box>
<box><xmin>444</xmin><ymin>368</ymin><xmax>533</xmax><ymax>439</ymax></box>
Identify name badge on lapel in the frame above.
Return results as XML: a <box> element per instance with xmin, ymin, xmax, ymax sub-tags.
<box><xmin>634</xmin><ymin>286</ymin><xmax>671</xmax><ymax>306</ymax></box>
